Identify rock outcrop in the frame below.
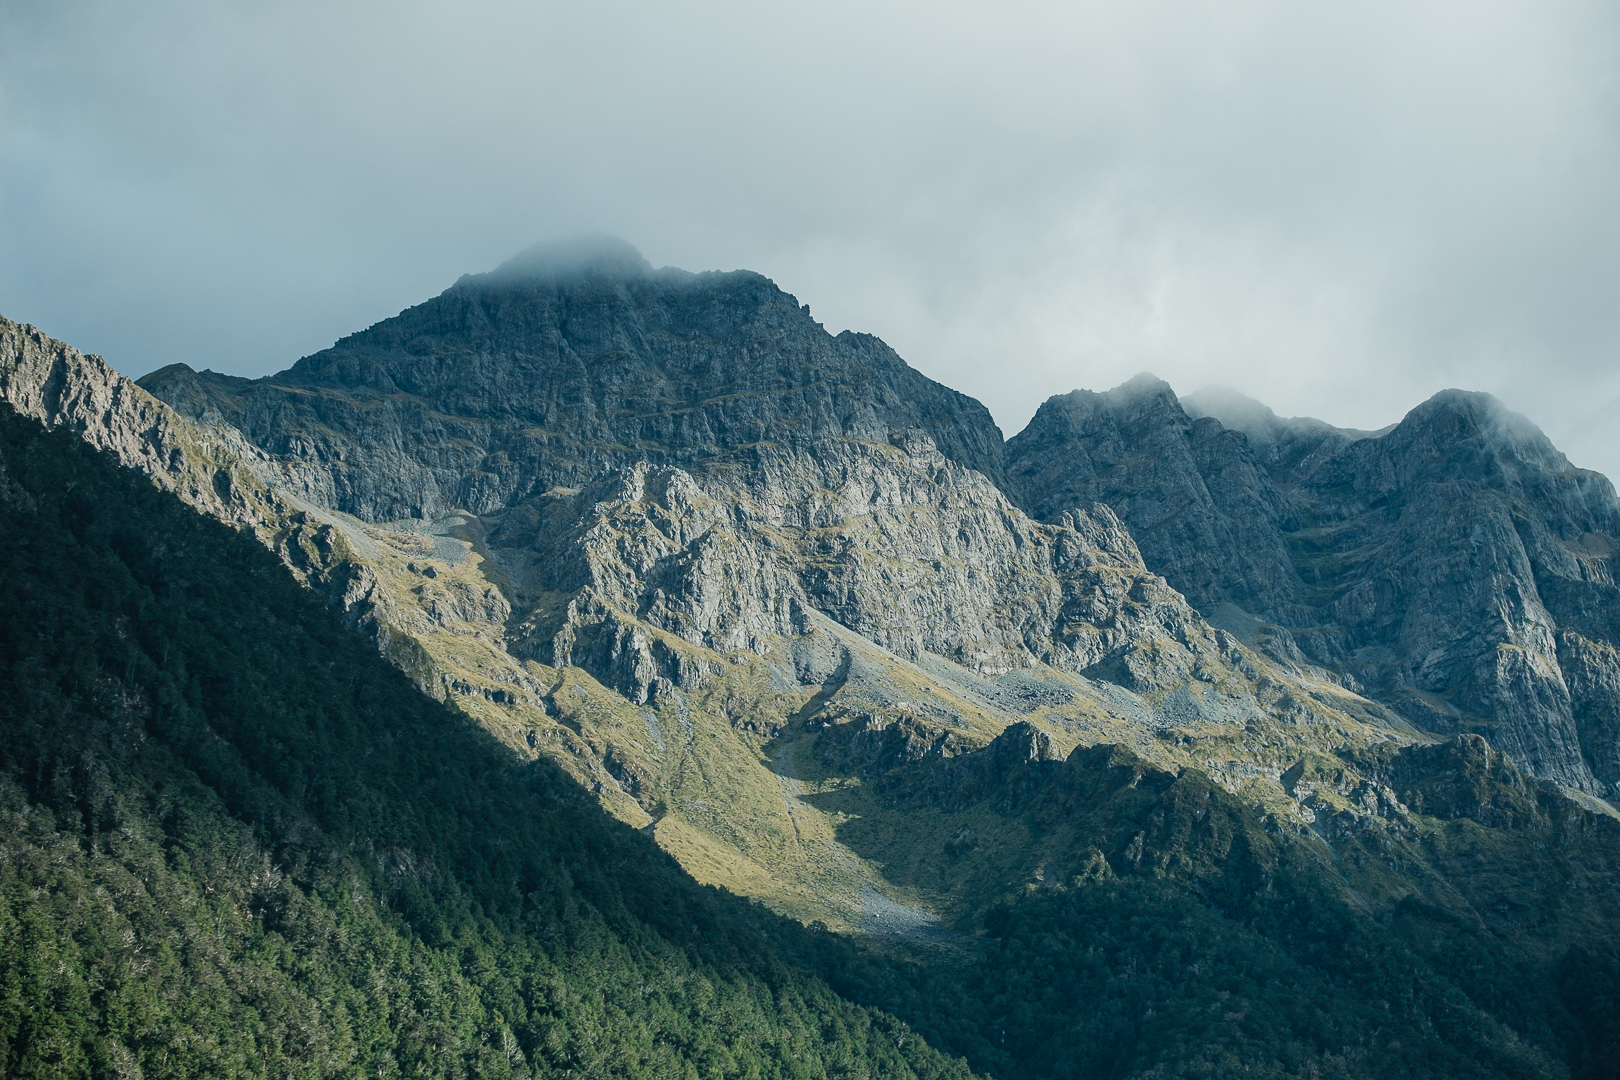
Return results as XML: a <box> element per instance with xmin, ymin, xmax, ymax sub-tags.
<box><xmin>0</xmin><ymin>314</ymin><xmax>364</xmax><ymax>600</ymax></box>
<box><xmin>480</xmin><ymin>416</ymin><xmax>1252</xmax><ymax>709</ymax></box>
<box><xmin>1</xmin><ymin>315</ymin><xmax>278</xmax><ymax>529</ymax></box>
<box><xmin>1006</xmin><ymin>375</ymin><xmax>1310</xmax><ymax>624</ymax></box>
<box><xmin>134</xmin><ymin>239</ymin><xmax>1289</xmax><ymax>725</ymax></box>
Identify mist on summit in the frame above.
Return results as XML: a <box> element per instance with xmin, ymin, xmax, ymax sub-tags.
<box><xmin>7</xmin><ymin>3</ymin><xmax>1620</xmax><ymax>1071</ymax></box>
<box><xmin>5</xmin><ymin>1</ymin><xmax>1620</xmax><ymax>478</ymax></box>
<box><xmin>483</xmin><ymin>234</ymin><xmax>657</xmax><ymax>282</ymax></box>
<box><xmin>6</xmin><ymin>225</ymin><xmax>1620</xmax><ymax>1077</ymax></box>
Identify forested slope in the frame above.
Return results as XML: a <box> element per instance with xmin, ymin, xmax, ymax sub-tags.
<box><xmin>762</xmin><ymin>722</ymin><xmax>1620</xmax><ymax>1080</ymax></box>
<box><xmin>0</xmin><ymin>403</ymin><xmax>973</xmax><ymax>1080</ymax></box>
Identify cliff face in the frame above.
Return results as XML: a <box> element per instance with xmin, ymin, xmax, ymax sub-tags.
<box><xmin>0</xmin><ymin>242</ymin><xmax>1375</xmax><ymax>928</ymax></box>
<box><xmin>0</xmin><ymin>314</ymin><xmax>364</xmax><ymax>599</ymax></box>
<box><xmin>134</xmin><ymin>238</ymin><xmax>1290</xmax><ymax>717</ymax></box>
<box><xmin>0</xmin><ymin>315</ymin><xmax>275</xmax><ymax>528</ymax></box>
<box><xmin>1005</xmin><ymin>375</ymin><xmax>1310</xmax><ymax>624</ymax></box>
<box><xmin>1009</xmin><ymin>379</ymin><xmax>1620</xmax><ymax>796</ymax></box>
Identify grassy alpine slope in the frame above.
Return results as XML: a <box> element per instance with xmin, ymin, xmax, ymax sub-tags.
<box><xmin>0</xmin><ymin>404</ymin><xmax>974</xmax><ymax>1080</ymax></box>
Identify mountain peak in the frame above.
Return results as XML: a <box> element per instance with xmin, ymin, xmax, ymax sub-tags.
<box><xmin>1406</xmin><ymin>387</ymin><xmax>1528</xmax><ymax>433</ymax></box>
<box><xmin>480</xmin><ymin>233</ymin><xmax>654</xmax><ymax>283</ymax></box>
<box><xmin>1112</xmin><ymin>371</ymin><xmax>1173</xmax><ymax>397</ymax></box>
<box><xmin>1395</xmin><ymin>388</ymin><xmax>1563</xmax><ymax>465</ymax></box>
<box><xmin>1034</xmin><ymin>373</ymin><xmax>1179</xmax><ymax>422</ymax></box>
<box><xmin>139</xmin><ymin>252</ymin><xmax>1006</xmax><ymax>520</ymax></box>
<box><xmin>1180</xmin><ymin>384</ymin><xmax>1279</xmax><ymax>431</ymax></box>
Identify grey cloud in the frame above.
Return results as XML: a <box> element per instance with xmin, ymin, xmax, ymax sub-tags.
<box><xmin>2</xmin><ymin>0</ymin><xmax>1618</xmax><ymax>475</ymax></box>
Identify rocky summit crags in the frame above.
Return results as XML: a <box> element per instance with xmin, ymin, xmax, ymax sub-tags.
<box><xmin>141</xmin><ymin>234</ymin><xmax>1006</xmax><ymax>522</ymax></box>
<box><xmin>1007</xmin><ymin>373</ymin><xmax>1620</xmax><ymax>797</ymax></box>
<box><xmin>126</xmin><ymin>242</ymin><xmax>1433</xmax><ymax>903</ymax></box>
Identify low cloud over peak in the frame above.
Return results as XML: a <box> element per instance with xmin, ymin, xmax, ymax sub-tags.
<box><xmin>483</xmin><ymin>234</ymin><xmax>654</xmax><ymax>283</ymax></box>
<box><xmin>3</xmin><ymin>0</ymin><xmax>1619</xmax><ymax>478</ymax></box>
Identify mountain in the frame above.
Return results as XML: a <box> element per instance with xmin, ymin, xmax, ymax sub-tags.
<box><xmin>0</xmin><ymin>313</ymin><xmax>368</xmax><ymax>603</ymax></box>
<box><xmin>1009</xmin><ymin>377</ymin><xmax>1620</xmax><ymax>799</ymax></box>
<box><xmin>6</xmin><ymin>236</ymin><xmax>1620</xmax><ymax>1078</ymax></box>
<box><xmin>126</xmin><ymin>241</ymin><xmax>1417</xmax><ymax>932</ymax></box>
<box><xmin>0</xmin><ymin>402</ymin><xmax>975</xmax><ymax>1079</ymax></box>
<box><xmin>139</xmin><ymin>234</ymin><xmax>1007</xmax><ymax>522</ymax></box>
<box><xmin>1005</xmin><ymin>374</ymin><xmax>1315</xmax><ymax>624</ymax></box>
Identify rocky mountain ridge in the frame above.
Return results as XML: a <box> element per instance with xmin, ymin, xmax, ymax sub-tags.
<box><xmin>140</xmin><ymin>235</ymin><xmax>1007</xmax><ymax>522</ymax></box>
<box><xmin>1007</xmin><ymin>374</ymin><xmax>1620</xmax><ymax>797</ymax></box>
<box><xmin>6</xmin><ymin>237</ymin><xmax>1618</xmax><ymax>942</ymax></box>
<box><xmin>8</xmin><ymin>381</ymin><xmax>1619</xmax><ymax>1080</ymax></box>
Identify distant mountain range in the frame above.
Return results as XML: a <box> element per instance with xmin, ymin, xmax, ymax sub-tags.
<box><xmin>4</xmin><ymin>235</ymin><xmax>1618</xmax><ymax>1079</ymax></box>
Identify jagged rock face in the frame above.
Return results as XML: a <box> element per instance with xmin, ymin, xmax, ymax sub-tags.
<box><xmin>1023</xmin><ymin>377</ymin><xmax>1620</xmax><ymax>795</ymax></box>
<box><xmin>26</xmin><ymin>236</ymin><xmax>1620</xmax><ymax>807</ymax></box>
<box><xmin>0</xmin><ymin>315</ymin><xmax>272</xmax><ymax>528</ymax></box>
<box><xmin>140</xmin><ymin>237</ymin><xmax>1006</xmax><ymax>522</ymax></box>
<box><xmin>123</xmin><ymin>236</ymin><xmax>1620</xmax><ymax>800</ymax></box>
<box><xmin>1284</xmin><ymin>390</ymin><xmax>1620</xmax><ymax>793</ymax></box>
<box><xmin>489</xmin><ymin>430</ymin><xmax>1239</xmax><ymax>704</ymax></box>
<box><xmin>12</xmin><ymin>286</ymin><xmax>1369</xmax><ymax>920</ymax></box>
<box><xmin>1182</xmin><ymin>383</ymin><xmax>1385</xmax><ymax>490</ymax></box>
<box><xmin>131</xmin><ymin>232</ymin><xmax>1249</xmax><ymax>712</ymax></box>
<box><xmin>0</xmin><ymin>315</ymin><xmax>369</xmax><ymax>597</ymax></box>
<box><xmin>20</xmin><ymin>249</ymin><xmax>1620</xmax><ymax>966</ymax></box>
<box><xmin>1005</xmin><ymin>375</ymin><xmax>1309</xmax><ymax>624</ymax></box>
<box><xmin>1560</xmin><ymin>632</ymin><xmax>1620</xmax><ymax>790</ymax></box>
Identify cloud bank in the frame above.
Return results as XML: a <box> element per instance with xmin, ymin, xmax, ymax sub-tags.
<box><xmin>3</xmin><ymin>0</ymin><xmax>1618</xmax><ymax>473</ymax></box>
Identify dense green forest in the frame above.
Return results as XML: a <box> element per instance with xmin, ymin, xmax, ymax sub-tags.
<box><xmin>2</xmin><ymin>401</ymin><xmax>1617</xmax><ymax>1080</ymax></box>
<box><xmin>0</xmin><ymin>405</ymin><xmax>973</xmax><ymax>1079</ymax></box>
<box><xmin>799</xmin><ymin>749</ymin><xmax>1620</xmax><ymax>1080</ymax></box>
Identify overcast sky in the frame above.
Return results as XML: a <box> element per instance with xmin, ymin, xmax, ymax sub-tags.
<box><xmin>3</xmin><ymin>0</ymin><xmax>1618</xmax><ymax>476</ymax></box>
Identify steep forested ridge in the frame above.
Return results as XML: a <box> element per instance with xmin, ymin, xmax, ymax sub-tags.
<box><xmin>0</xmin><ymin>404</ymin><xmax>973</xmax><ymax>1079</ymax></box>
<box><xmin>912</xmin><ymin>748</ymin><xmax>1620</xmax><ymax>1079</ymax></box>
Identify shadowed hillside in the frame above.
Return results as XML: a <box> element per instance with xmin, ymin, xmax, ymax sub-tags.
<box><xmin>0</xmin><ymin>403</ymin><xmax>975</xmax><ymax>1079</ymax></box>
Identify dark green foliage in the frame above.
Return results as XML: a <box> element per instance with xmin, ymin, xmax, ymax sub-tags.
<box><xmin>1559</xmin><ymin>948</ymin><xmax>1620</xmax><ymax>1080</ymax></box>
<box><xmin>963</xmin><ymin>878</ymin><xmax>1553</xmax><ymax>1080</ymax></box>
<box><xmin>0</xmin><ymin>406</ymin><xmax>973</xmax><ymax>1079</ymax></box>
<box><xmin>790</xmin><ymin>742</ymin><xmax>1620</xmax><ymax>1079</ymax></box>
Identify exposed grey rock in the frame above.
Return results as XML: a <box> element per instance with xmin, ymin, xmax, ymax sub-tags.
<box><xmin>1280</xmin><ymin>390</ymin><xmax>1620</xmax><ymax>794</ymax></box>
<box><xmin>1015</xmin><ymin>376</ymin><xmax>1620</xmax><ymax>796</ymax></box>
<box><xmin>30</xmin><ymin>248</ymin><xmax>1620</xmax><ymax>945</ymax></box>
<box><xmin>125</xmin><ymin>245</ymin><xmax>1331</xmax><ymax>780</ymax></box>
<box><xmin>0</xmin><ymin>314</ymin><xmax>364</xmax><ymax>599</ymax></box>
<box><xmin>1560</xmin><ymin>632</ymin><xmax>1620</xmax><ymax>791</ymax></box>
<box><xmin>1181</xmin><ymin>384</ymin><xmax>1391</xmax><ymax>489</ymax></box>
<box><xmin>1006</xmin><ymin>374</ymin><xmax>1309</xmax><ymax>624</ymax></box>
<box><xmin>1</xmin><ymin>314</ymin><xmax>275</xmax><ymax>528</ymax></box>
<box><xmin>488</xmin><ymin>432</ymin><xmax>1243</xmax><ymax>705</ymax></box>
<box><xmin>140</xmin><ymin>236</ymin><xmax>1007</xmax><ymax>522</ymax></box>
